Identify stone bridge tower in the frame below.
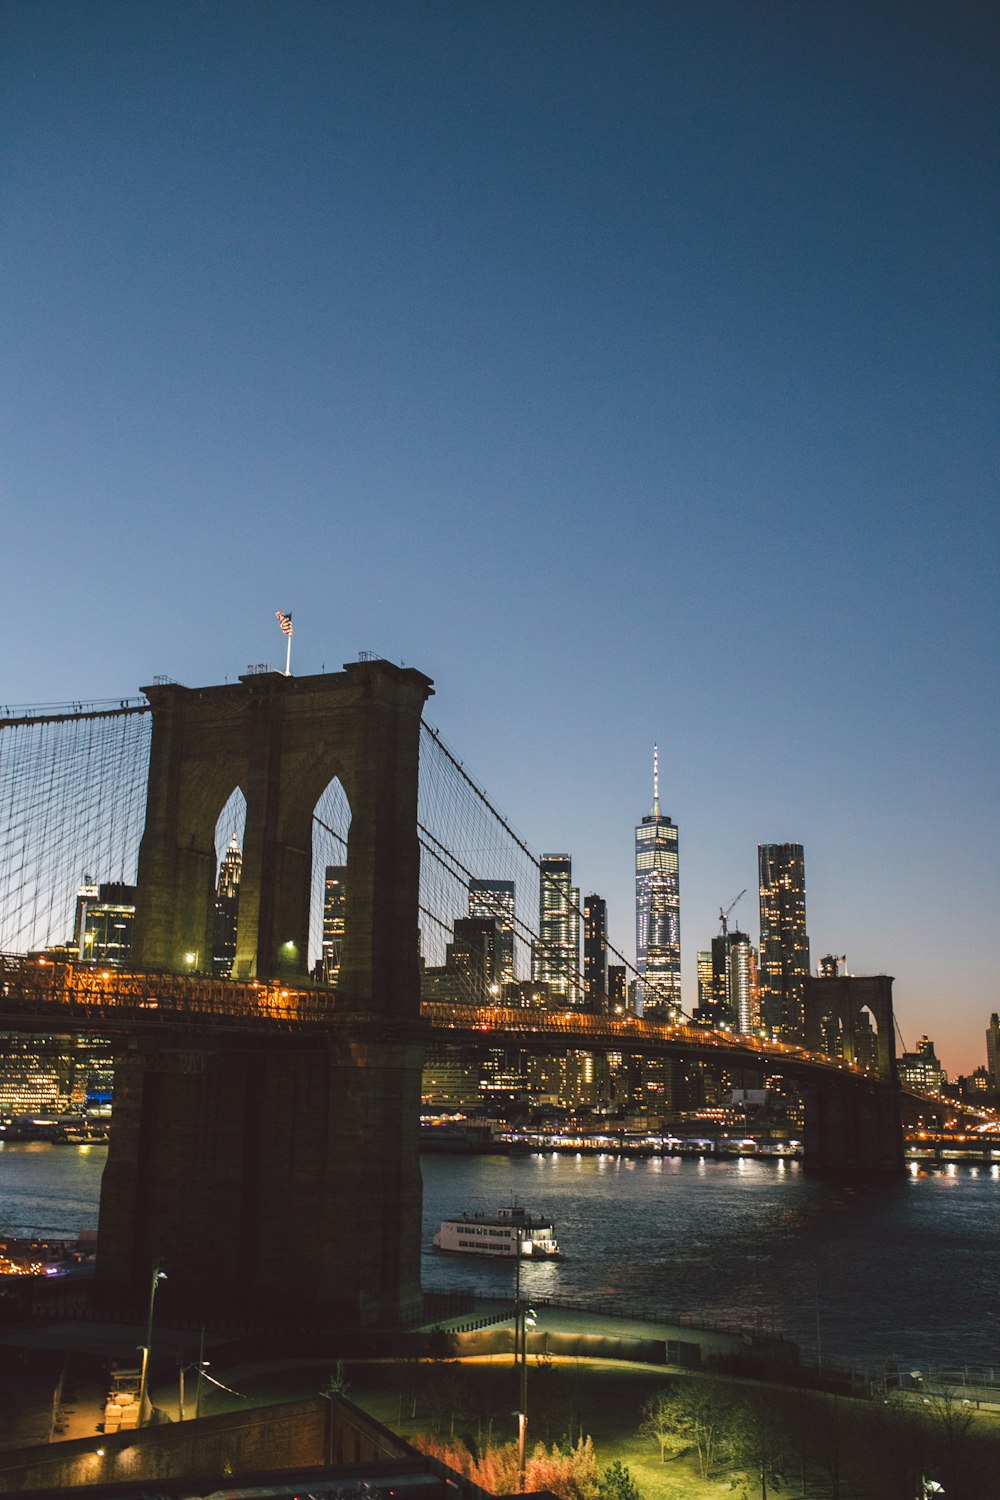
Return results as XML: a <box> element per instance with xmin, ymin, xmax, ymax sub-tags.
<box><xmin>97</xmin><ymin>661</ymin><xmax>433</xmax><ymax>1327</ymax></box>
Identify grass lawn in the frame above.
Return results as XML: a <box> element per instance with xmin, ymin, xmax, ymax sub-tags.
<box><xmin>340</xmin><ymin>1357</ymin><xmax>739</xmax><ymax>1500</ymax></box>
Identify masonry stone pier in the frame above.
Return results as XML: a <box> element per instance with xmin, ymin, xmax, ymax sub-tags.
<box><xmin>97</xmin><ymin>661</ymin><xmax>432</xmax><ymax>1325</ymax></box>
<box><xmin>801</xmin><ymin>972</ymin><xmax>903</xmax><ymax>1172</ymax></box>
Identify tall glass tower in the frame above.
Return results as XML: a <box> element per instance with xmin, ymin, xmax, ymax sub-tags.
<box><xmin>635</xmin><ymin>747</ymin><xmax>680</xmax><ymax>1018</ymax></box>
<box><xmin>532</xmin><ymin>854</ymin><xmax>580</xmax><ymax>1005</ymax></box>
<box><xmin>758</xmin><ymin>843</ymin><xmax>810</xmax><ymax>1042</ymax></box>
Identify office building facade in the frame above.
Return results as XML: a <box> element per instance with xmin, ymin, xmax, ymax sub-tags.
<box><xmin>987</xmin><ymin>1013</ymin><xmax>1000</xmax><ymax>1091</ymax></box>
<box><xmin>532</xmin><ymin>854</ymin><xmax>580</xmax><ymax>1005</ymax></box>
<box><xmin>758</xmin><ymin>843</ymin><xmax>810</xmax><ymax>1042</ymax></box>
<box><xmin>74</xmin><ymin>882</ymin><xmax>137</xmax><ymax>968</ymax></box>
<box><xmin>583</xmin><ymin>893</ymin><xmax>608</xmax><ymax>1012</ymax></box>
<box><xmin>468</xmin><ymin>878</ymin><xmax>516</xmax><ymax>986</ymax></box>
<box><xmin>321</xmin><ymin>865</ymin><xmax>347</xmax><ymax>986</ymax></box>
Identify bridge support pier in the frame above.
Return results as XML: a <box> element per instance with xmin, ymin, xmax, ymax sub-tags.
<box><xmin>96</xmin><ymin>1025</ymin><xmax>424</xmax><ymax>1326</ymax></box>
<box><xmin>802</xmin><ymin>1079</ymin><xmax>904</xmax><ymax>1173</ymax></box>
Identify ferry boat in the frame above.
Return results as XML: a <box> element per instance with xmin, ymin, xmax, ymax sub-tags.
<box><xmin>432</xmin><ymin>1203</ymin><xmax>562</xmax><ymax>1259</ymax></box>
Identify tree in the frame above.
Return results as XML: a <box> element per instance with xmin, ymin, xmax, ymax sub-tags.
<box><xmin>639</xmin><ymin>1386</ymin><xmax>687</xmax><ymax>1463</ymax></box>
<box><xmin>598</xmin><ymin>1459</ymin><xmax>642</xmax><ymax>1500</ymax></box>
<box><xmin>802</xmin><ymin>1390</ymin><xmax>854</xmax><ymax>1500</ymax></box>
<box><xmin>728</xmin><ymin>1388</ymin><xmax>789</xmax><ymax>1500</ymax></box>
<box><xmin>921</xmin><ymin>1385</ymin><xmax>979</xmax><ymax>1500</ymax></box>
<box><xmin>639</xmin><ymin>1379</ymin><xmax>734</xmax><ymax>1475</ymax></box>
<box><xmin>670</xmin><ymin>1377</ymin><xmax>734</xmax><ymax>1478</ymax></box>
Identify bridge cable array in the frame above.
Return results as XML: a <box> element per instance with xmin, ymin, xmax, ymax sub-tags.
<box><xmin>0</xmin><ymin>705</ymin><xmax>151</xmax><ymax>955</ymax></box>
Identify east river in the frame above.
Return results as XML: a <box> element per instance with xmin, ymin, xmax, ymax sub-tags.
<box><xmin>1</xmin><ymin>1142</ymin><xmax>997</xmax><ymax>1375</ymax></box>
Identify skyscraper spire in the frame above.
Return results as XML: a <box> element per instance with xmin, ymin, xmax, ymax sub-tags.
<box><xmin>653</xmin><ymin>743</ymin><xmax>660</xmax><ymax>818</ymax></box>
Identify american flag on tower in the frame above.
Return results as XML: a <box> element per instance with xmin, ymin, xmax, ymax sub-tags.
<box><xmin>276</xmin><ymin>610</ymin><xmax>293</xmax><ymax>637</ymax></box>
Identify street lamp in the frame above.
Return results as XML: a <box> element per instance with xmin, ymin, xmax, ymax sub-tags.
<box><xmin>512</xmin><ymin>1226</ymin><xmax>537</xmax><ymax>1493</ymax></box>
<box><xmin>516</xmin><ymin>1303</ymin><xmax>537</xmax><ymax>1488</ymax></box>
<box><xmin>137</xmin><ymin>1264</ymin><xmax>166</xmax><ymax>1425</ymax></box>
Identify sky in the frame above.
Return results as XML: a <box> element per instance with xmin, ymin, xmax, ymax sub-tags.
<box><xmin>2</xmin><ymin>1</ymin><xmax>997</xmax><ymax>1075</ymax></box>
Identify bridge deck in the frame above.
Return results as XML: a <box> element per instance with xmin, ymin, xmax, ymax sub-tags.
<box><xmin>0</xmin><ymin>955</ymin><xmax>879</xmax><ymax>1084</ymax></box>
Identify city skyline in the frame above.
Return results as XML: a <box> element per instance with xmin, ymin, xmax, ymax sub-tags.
<box><xmin>2</xmin><ymin>3</ymin><xmax>995</xmax><ymax>1074</ymax></box>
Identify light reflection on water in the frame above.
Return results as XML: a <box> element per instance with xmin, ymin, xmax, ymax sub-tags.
<box><xmin>2</xmin><ymin>1141</ymin><xmax>996</xmax><ymax>1371</ymax></box>
<box><xmin>421</xmin><ymin>1152</ymin><xmax>1000</xmax><ymax>1371</ymax></box>
<box><xmin>0</xmin><ymin>1141</ymin><xmax>108</xmax><ymax>1236</ymax></box>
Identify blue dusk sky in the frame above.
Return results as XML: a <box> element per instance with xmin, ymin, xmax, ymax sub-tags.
<box><xmin>2</xmin><ymin>2</ymin><xmax>997</xmax><ymax>1074</ymax></box>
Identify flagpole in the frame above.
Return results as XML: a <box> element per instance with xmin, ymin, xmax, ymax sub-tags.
<box><xmin>276</xmin><ymin>611</ymin><xmax>294</xmax><ymax>676</ymax></box>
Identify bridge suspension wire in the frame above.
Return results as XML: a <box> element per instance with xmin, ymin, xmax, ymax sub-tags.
<box><xmin>0</xmin><ymin>704</ymin><xmax>151</xmax><ymax>956</ymax></box>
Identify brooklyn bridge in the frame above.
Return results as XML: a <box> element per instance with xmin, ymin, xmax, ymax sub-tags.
<box><xmin>0</xmin><ymin>660</ymin><xmax>903</xmax><ymax>1328</ymax></box>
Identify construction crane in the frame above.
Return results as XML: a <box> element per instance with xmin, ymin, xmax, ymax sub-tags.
<box><xmin>719</xmin><ymin>889</ymin><xmax>747</xmax><ymax>937</ymax></box>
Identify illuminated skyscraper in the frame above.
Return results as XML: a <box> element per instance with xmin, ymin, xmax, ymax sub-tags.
<box><xmin>321</xmin><ymin>865</ymin><xmax>347</xmax><ymax>985</ymax></box>
<box><xmin>532</xmin><ymin>854</ymin><xmax>580</xmax><ymax>1004</ymax></box>
<box><xmin>468</xmin><ymin>878</ymin><xmax>516</xmax><ymax>986</ymax></box>
<box><xmin>635</xmin><ymin>747</ymin><xmax>680</xmax><ymax>1018</ymax></box>
<box><xmin>987</xmin><ymin>1013</ymin><xmax>1000</xmax><ymax>1091</ymax></box>
<box><xmin>696</xmin><ymin>939</ymin><xmax>731</xmax><ymax>1028</ymax></box>
<box><xmin>583</xmin><ymin>893</ymin><xmax>608</xmax><ymax>1012</ymax></box>
<box><xmin>74</xmin><ymin>882</ymin><xmax>137</xmax><ymax>968</ymax></box>
<box><xmin>607</xmin><ymin>964</ymin><xmax>627</xmax><ymax>1012</ymax></box>
<box><xmin>212</xmin><ymin>834</ymin><xmax>242</xmax><ymax>977</ymax></box>
<box><xmin>758</xmin><ymin>843</ymin><xmax>810</xmax><ymax>1042</ymax></box>
<box><xmin>727</xmin><ymin>929</ymin><xmax>761</xmax><ymax>1035</ymax></box>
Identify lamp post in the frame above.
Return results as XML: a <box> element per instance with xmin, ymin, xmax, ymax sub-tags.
<box><xmin>137</xmin><ymin>1264</ymin><xmax>166</xmax><ymax>1426</ymax></box>
<box><xmin>513</xmin><ymin>1228</ymin><xmax>537</xmax><ymax>1492</ymax></box>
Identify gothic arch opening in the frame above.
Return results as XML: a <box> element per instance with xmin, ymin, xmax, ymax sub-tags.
<box><xmin>853</xmin><ymin>1003</ymin><xmax>880</xmax><ymax>1072</ymax></box>
<box><xmin>310</xmin><ymin>776</ymin><xmax>352</xmax><ymax>984</ymax></box>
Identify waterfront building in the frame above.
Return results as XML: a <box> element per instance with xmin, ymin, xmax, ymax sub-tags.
<box><xmin>583</xmin><ymin>894</ymin><xmax>608</xmax><ymax>1012</ymax></box>
<box><xmin>532</xmin><ymin>854</ymin><xmax>580</xmax><ymax>1005</ymax></box>
<box><xmin>987</xmin><ymin>1012</ymin><xmax>1000</xmax><ymax>1091</ymax></box>
<box><xmin>526</xmin><ymin>1050</ymin><xmax>606</xmax><ymax>1109</ymax></box>
<box><xmin>0</xmin><ymin>1034</ymin><xmax>111</xmax><ymax>1115</ymax></box>
<box><xmin>635</xmin><ymin>747</ymin><xmax>680</xmax><ymax>1018</ymax></box>
<box><xmin>898</xmin><ymin>1035</ymin><xmax>946</xmax><ymax>1092</ymax></box>
<box><xmin>321</xmin><ymin>865</ymin><xmax>347</xmax><ymax>985</ymax></box>
<box><xmin>758</xmin><ymin>843</ymin><xmax>810</xmax><ymax>1042</ymax></box>
<box><xmin>468</xmin><ymin>878</ymin><xmax>516</xmax><ymax>985</ymax></box>
<box><xmin>420</xmin><ymin>1045</ymin><xmax>482</xmax><ymax>1109</ymax></box>
<box><xmin>212</xmin><ymin>834</ymin><xmax>242</xmax><ymax>977</ymax></box>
